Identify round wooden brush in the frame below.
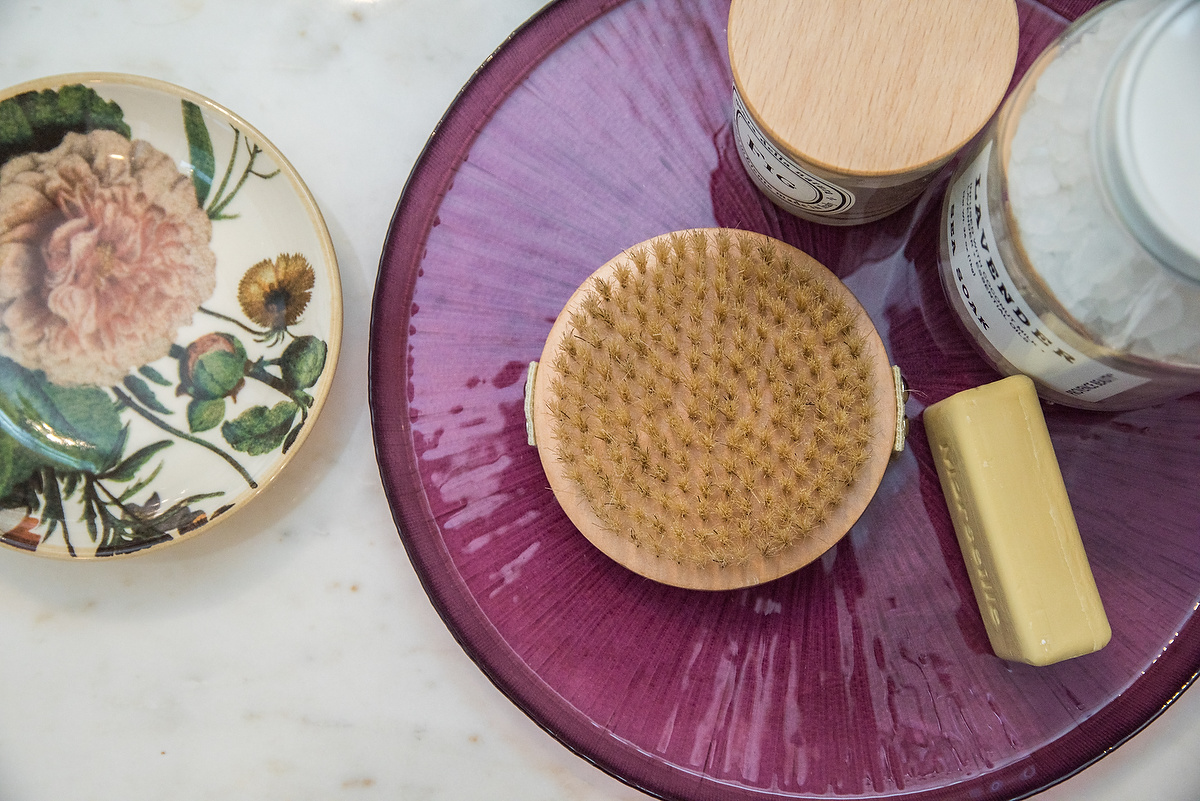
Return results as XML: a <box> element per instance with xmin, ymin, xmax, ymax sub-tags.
<box><xmin>530</xmin><ymin>228</ymin><xmax>900</xmax><ymax>590</ymax></box>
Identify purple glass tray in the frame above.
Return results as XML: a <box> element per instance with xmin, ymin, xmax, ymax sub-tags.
<box><xmin>369</xmin><ymin>0</ymin><xmax>1200</xmax><ymax>798</ymax></box>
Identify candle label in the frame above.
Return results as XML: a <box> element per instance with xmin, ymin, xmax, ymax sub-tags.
<box><xmin>945</xmin><ymin>143</ymin><xmax>1149</xmax><ymax>402</ymax></box>
<box><xmin>732</xmin><ymin>90</ymin><xmax>855</xmax><ymax>216</ymax></box>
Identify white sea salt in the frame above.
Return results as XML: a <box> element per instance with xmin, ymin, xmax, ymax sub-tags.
<box><xmin>1007</xmin><ymin>0</ymin><xmax>1200</xmax><ymax>365</ymax></box>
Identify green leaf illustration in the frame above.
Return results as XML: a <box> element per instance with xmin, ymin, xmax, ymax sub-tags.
<box><xmin>182</xmin><ymin>99</ymin><xmax>215</xmax><ymax>208</ymax></box>
<box><xmin>0</xmin><ymin>357</ymin><xmax>126</xmax><ymax>474</ymax></box>
<box><xmin>0</xmin><ymin>84</ymin><xmax>130</xmax><ymax>166</ymax></box>
<box><xmin>118</xmin><ymin>461</ymin><xmax>164</xmax><ymax>503</ymax></box>
<box><xmin>0</xmin><ymin>469</ymin><xmax>40</xmax><ymax>515</ymax></box>
<box><xmin>43</xmin><ymin>464</ymin><xmax>63</xmax><ymax>502</ymax></box>
<box><xmin>187</xmin><ymin>398</ymin><xmax>225</xmax><ymax>433</ymax></box>
<box><xmin>123</xmin><ymin>375</ymin><xmax>171</xmax><ymax>415</ymax></box>
<box><xmin>221</xmin><ymin>401</ymin><xmax>298</xmax><ymax>456</ymax></box>
<box><xmin>138</xmin><ymin>365</ymin><xmax>172</xmax><ymax>387</ymax></box>
<box><xmin>102</xmin><ymin>440</ymin><xmax>172</xmax><ymax>483</ymax></box>
<box><xmin>0</xmin><ymin>429</ymin><xmax>40</xmax><ymax>501</ymax></box>
<box><xmin>42</xmin><ymin>382</ymin><xmax>128</xmax><ymax>471</ymax></box>
<box><xmin>282</xmin><ymin>422</ymin><xmax>303</xmax><ymax>454</ymax></box>
<box><xmin>280</xmin><ymin>336</ymin><xmax>327</xmax><ymax>390</ymax></box>
<box><xmin>61</xmin><ymin>471</ymin><xmax>79</xmax><ymax>500</ymax></box>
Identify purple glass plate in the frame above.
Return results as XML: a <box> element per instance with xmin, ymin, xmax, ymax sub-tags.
<box><xmin>369</xmin><ymin>0</ymin><xmax>1200</xmax><ymax>798</ymax></box>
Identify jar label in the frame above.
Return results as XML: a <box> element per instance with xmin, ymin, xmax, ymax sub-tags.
<box><xmin>732</xmin><ymin>89</ymin><xmax>855</xmax><ymax>216</ymax></box>
<box><xmin>945</xmin><ymin>143</ymin><xmax>1149</xmax><ymax>402</ymax></box>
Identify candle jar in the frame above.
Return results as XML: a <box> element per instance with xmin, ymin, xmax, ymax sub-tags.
<box><xmin>729</xmin><ymin>0</ymin><xmax>1018</xmax><ymax>226</ymax></box>
<box><xmin>939</xmin><ymin>0</ymin><xmax>1200</xmax><ymax>410</ymax></box>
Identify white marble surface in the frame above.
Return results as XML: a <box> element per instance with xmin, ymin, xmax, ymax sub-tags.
<box><xmin>0</xmin><ymin>1</ymin><xmax>1197</xmax><ymax>799</ymax></box>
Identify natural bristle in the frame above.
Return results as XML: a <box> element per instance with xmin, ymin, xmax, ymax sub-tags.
<box><xmin>541</xmin><ymin>229</ymin><xmax>886</xmax><ymax>574</ymax></box>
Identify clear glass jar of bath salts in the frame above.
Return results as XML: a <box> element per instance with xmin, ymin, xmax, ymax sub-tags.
<box><xmin>938</xmin><ymin>0</ymin><xmax>1200</xmax><ymax>410</ymax></box>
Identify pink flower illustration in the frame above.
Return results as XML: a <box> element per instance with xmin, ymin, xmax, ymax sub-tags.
<box><xmin>0</xmin><ymin>129</ymin><xmax>216</xmax><ymax>386</ymax></box>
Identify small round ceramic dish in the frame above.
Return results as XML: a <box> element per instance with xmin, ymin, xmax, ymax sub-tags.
<box><xmin>0</xmin><ymin>73</ymin><xmax>341</xmax><ymax>558</ymax></box>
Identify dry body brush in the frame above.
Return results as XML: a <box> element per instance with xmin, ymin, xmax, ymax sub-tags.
<box><xmin>530</xmin><ymin>229</ymin><xmax>898</xmax><ymax>590</ymax></box>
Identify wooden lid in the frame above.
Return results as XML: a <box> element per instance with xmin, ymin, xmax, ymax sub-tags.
<box><xmin>729</xmin><ymin>0</ymin><xmax>1019</xmax><ymax>176</ymax></box>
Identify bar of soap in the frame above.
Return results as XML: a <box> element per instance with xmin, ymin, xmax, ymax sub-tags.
<box><xmin>924</xmin><ymin>375</ymin><xmax>1110</xmax><ymax>666</ymax></box>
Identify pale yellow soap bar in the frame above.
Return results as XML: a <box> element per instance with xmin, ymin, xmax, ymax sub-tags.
<box><xmin>924</xmin><ymin>375</ymin><xmax>1110</xmax><ymax>666</ymax></box>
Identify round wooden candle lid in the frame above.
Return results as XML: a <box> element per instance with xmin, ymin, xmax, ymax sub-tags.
<box><xmin>729</xmin><ymin>0</ymin><xmax>1019</xmax><ymax>177</ymax></box>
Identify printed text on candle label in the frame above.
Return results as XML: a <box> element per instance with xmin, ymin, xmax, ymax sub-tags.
<box><xmin>945</xmin><ymin>143</ymin><xmax>1148</xmax><ymax>402</ymax></box>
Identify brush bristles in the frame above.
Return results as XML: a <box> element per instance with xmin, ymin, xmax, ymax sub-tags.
<box><xmin>548</xmin><ymin>231</ymin><xmax>876</xmax><ymax>569</ymax></box>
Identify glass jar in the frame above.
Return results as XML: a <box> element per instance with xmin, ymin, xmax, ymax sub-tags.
<box><xmin>938</xmin><ymin>0</ymin><xmax>1200</xmax><ymax>410</ymax></box>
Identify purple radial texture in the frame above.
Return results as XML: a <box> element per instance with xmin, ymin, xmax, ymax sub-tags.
<box><xmin>371</xmin><ymin>0</ymin><xmax>1200</xmax><ymax>799</ymax></box>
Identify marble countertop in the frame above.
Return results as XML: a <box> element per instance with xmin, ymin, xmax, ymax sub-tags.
<box><xmin>0</xmin><ymin>1</ymin><xmax>1197</xmax><ymax>799</ymax></box>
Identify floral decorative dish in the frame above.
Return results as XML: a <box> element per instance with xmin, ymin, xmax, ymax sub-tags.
<box><xmin>0</xmin><ymin>73</ymin><xmax>340</xmax><ymax>558</ymax></box>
